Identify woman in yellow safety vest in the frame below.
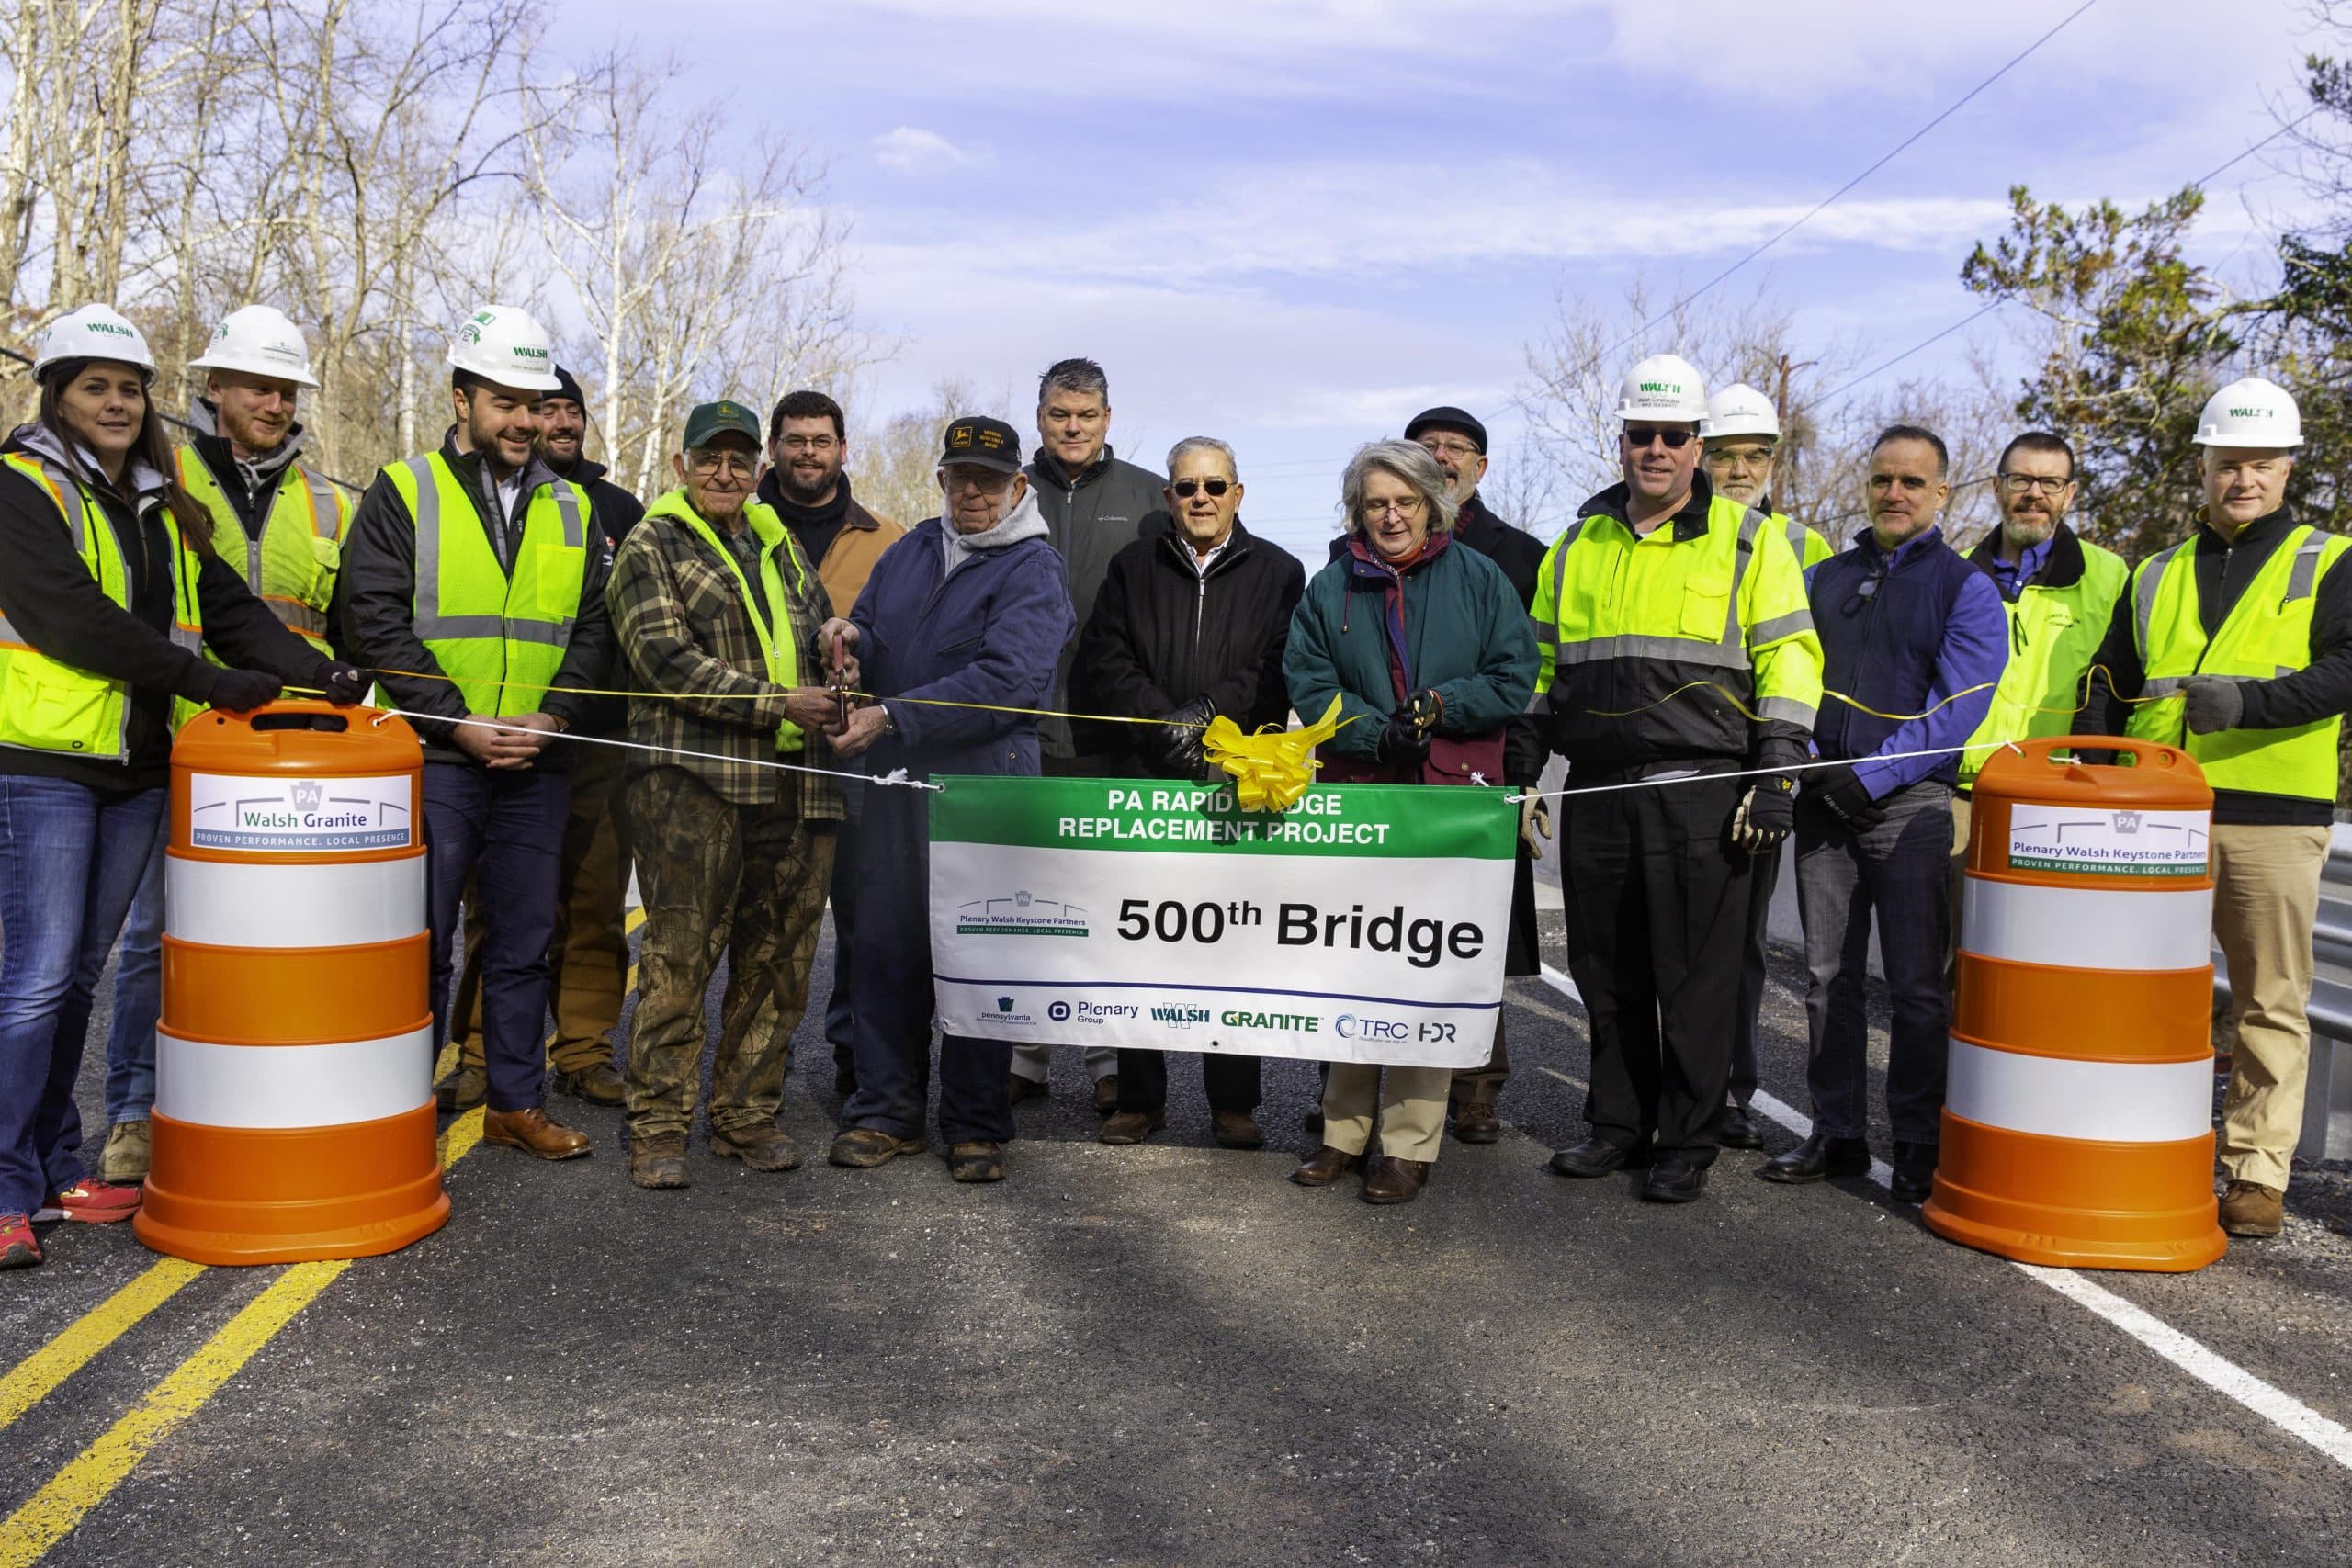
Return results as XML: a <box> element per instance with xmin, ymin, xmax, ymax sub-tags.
<box><xmin>0</xmin><ymin>304</ymin><xmax>365</xmax><ymax>1271</ymax></box>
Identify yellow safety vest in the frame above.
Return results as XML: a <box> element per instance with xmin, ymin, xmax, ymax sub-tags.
<box><xmin>176</xmin><ymin>446</ymin><xmax>349</xmax><ymax>653</ymax></box>
<box><xmin>1959</xmin><ymin>534</ymin><xmax>2130</xmax><ymax>785</ymax></box>
<box><xmin>385</xmin><ymin>452</ymin><xmax>588</xmax><ymax>716</ymax></box>
<box><xmin>0</xmin><ymin>451</ymin><xmax>206</xmax><ymax>758</ymax></box>
<box><xmin>2125</xmin><ymin>520</ymin><xmax>2352</xmax><ymax>801</ymax></box>
<box><xmin>1771</xmin><ymin>510</ymin><xmax>1834</xmax><ymax>570</ymax></box>
<box><xmin>640</xmin><ymin>490</ymin><xmax>817</xmax><ymax>751</ymax></box>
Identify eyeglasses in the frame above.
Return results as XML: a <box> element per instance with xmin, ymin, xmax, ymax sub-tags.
<box><xmin>1997</xmin><ymin>472</ymin><xmax>2072</xmax><ymax>496</ymax></box>
<box><xmin>1170</xmin><ymin>478</ymin><xmax>1232</xmax><ymax>499</ymax></box>
<box><xmin>1419</xmin><ymin>436</ymin><xmax>1482</xmax><ymax>459</ymax></box>
<box><xmin>1361</xmin><ymin>496</ymin><xmax>1428</xmax><ymax>520</ymax></box>
<box><xmin>1623</xmin><ymin>426</ymin><xmax>1695</xmax><ymax>450</ymax></box>
<box><xmin>686</xmin><ymin>449</ymin><xmax>757</xmax><ymax>479</ymax></box>
<box><xmin>776</xmin><ymin>434</ymin><xmax>837</xmax><ymax>454</ymax></box>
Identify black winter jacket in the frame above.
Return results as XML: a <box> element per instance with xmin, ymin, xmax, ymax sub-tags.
<box><xmin>1071</xmin><ymin>520</ymin><xmax>1306</xmax><ymax>774</ymax></box>
<box><xmin>1025</xmin><ymin>445</ymin><xmax>1170</xmax><ymax>759</ymax></box>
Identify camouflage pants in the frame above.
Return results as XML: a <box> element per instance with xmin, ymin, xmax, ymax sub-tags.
<box><xmin>622</xmin><ymin>767</ymin><xmax>835</xmax><ymax>1142</ymax></box>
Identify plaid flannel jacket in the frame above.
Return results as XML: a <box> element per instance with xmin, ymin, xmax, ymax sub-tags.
<box><xmin>605</xmin><ymin>490</ymin><xmax>844</xmax><ymax>816</ymax></box>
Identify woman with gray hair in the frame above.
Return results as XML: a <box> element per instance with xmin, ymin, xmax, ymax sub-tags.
<box><xmin>1279</xmin><ymin>439</ymin><xmax>1538</xmax><ymax>1203</ymax></box>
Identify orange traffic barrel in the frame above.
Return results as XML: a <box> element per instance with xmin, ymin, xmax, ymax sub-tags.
<box><xmin>1924</xmin><ymin>736</ymin><xmax>2225</xmax><ymax>1271</ymax></box>
<box><xmin>133</xmin><ymin>701</ymin><xmax>447</xmax><ymax>1264</ymax></box>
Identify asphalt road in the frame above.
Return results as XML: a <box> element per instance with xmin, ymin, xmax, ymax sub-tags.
<box><xmin>5</xmin><ymin>906</ymin><xmax>2351</xmax><ymax>1565</ymax></box>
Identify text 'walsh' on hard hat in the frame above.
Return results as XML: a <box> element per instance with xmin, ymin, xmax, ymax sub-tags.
<box><xmin>2193</xmin><ymin>377</ymin><xmax>2302</xmax><ymax>448</ymax></box>
<box><xmin>444</xmin><ymin>304</ymin><xmax>562</xmax><ymax>394</ymax></box>
<box><xmin>1615</xmin><ymin>354</ymin><xmax>1709</xmax><ymax>425</ymax></box>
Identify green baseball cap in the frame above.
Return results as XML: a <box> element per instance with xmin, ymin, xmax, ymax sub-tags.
<box><xmin>683</xmin><ymin>399</ymin><xmax>761</xmax><ymax>451</ymax></box>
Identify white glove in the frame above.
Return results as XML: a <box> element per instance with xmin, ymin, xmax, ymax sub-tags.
<box><xmin>1519</xmin><ymin>795</ymin><xmax>1553</xmax><ymax>861</ymax></box>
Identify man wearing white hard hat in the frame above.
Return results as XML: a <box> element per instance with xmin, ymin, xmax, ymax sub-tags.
<box><xmin>0</xmin><ymin>306</ymin><xmax>364</xmax><ymax>1269</ymax></box>
<box><xmin>1529</xmin><ymin>354</ymin><xmax>1824</xmax><ymax>1203</ymax></box>
<box><xmin>2092</xmin><ymin>376</ymin><xmax>2348</xmax><ymax>1239</ymax></box>
<box><xmin>1699</xmin><ymin>383</ymin><xmax>1834</xmax><ymax>1150</ymax></box>
<box><xmin>338</xmin><ymin>303</ymin><xmax>613</xmax><ymax>1163</ymax></box>
<box><xmin>94</xmin><ymin>304</ymin><xmax>356</xmax><ymax>1187</ymax></box>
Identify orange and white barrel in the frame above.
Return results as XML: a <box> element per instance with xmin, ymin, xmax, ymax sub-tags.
<box><xmin>133</xmin><ymin>701</ymin><xmax>447</xmax><ymax>1264</ymax></box>
<box><xmin>1924</xmin><ymin>736</ymin><xmax>2225</xmax><ymax>1272</ymax></box>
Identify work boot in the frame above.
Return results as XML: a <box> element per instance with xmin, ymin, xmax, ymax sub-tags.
<box><xmin>435</xmin><ymin>1065</ymin><xmax>487</xmax><ymax>1113</ymax></box>
<box><xmin>482</xmin><ymin>1106</ymin><xmax>593</xmax><ymax>1160</ymax></box>
<box><xmin>1098</xmin><ymin>1109</ymin><xmax>1164</xmax><ymax>1145</ymax></box>
<box><xmin>1451</xmin><ymin>1094</ymin><xmax>1502</xmax><ymax>1145</ymax></box>
<box><xmin>98</xmin><ymin>1119</ymin><xmax>152</xmax><ymax>1183</ymax></box>
<box><xmin>829</xmin><ymin>1127</ymin><xmax>926</xmax><ymax>1168</ymax></box>
<box><xmin>2220</xmin><ymin>1179</ymin><xmax>2285</xmax><ymax>1238</ymax></box>
<box><xmin>711</xmin><ymin>1122</ymin><xmax>803</xmax><ymax>1172</ymax></box>
<box><xmin>1290</xmin><ymin>1145</ymin><xmax>1362</xmax><ymax>1187</ymax></box>
<box><xmin>1361</xmin><ymin>1156</ymin><xmax>1430</xmax><ymax>1204</ymax></box>
<box><xmin>1091</xmin><ymin>1075</ymin><xmax>1122</xmax><ymax>1115</ymax></box>
<box><xmin>550</xmin><ymin>1061</ymin><xmax>626</xmax><ymax>1107</ymax></box>
<box><xmin>1211</xmin><ymin>1110</ymin><xmax>1265</xmax><ymax>1150</ymax></box>
<box><xmin>947</xmin><ymin>1141</ymin><xmax>1006</xmax><ymax>1183</ymax></box>
<box><xmin>1008</xmin><ymin>1073</ymin><xmax>1049</xmax><ymax>1105</ymax></box>
<box><xmin>628</xmin><ymin>1131</ymin><xmax>690</xmax><ymax>1190</ymax></box>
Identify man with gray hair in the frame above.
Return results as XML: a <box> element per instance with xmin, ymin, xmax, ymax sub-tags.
<box><xmin>1070</xmin><ymin>436</ymin><xmax>1306</xmax><ymax>1149</ymax></box>
<box><xmin>1014</xmin><ymin>356</ymin><xmax>1170</xmax><ymax>1111</ymax></box>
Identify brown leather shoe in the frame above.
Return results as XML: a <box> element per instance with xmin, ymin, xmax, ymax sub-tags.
<box><xmin>1362</xmin><ymin>1156</ymin><xmax>1431</xmax><ymax>1204</ymax></box>
<box><xmin>628</xmin><ymin>1131</ymin><xmax>689</xmax><ymax>1190</ymax></box>
<box><xmin>1092</xmin><ymin>1075</ymin><xmax>1122</xmax><ymax>1115</ymax></box>
<box><xmin>710</xmin><ymin>1122</ymin><xmax>803</xmax><ymax>1172</ymax></box>
<box><xmin>1451</xmin><ymin>1097</ymin><xmax>1502</xmax><ymax>1144</ymax></box>
<box><xmin>1098</xmin><ymin>1109</ymin><xmax>1164</xmax><ymax>1145</ymax></box>
<box><xmin>2220</xmin><ymin>1179</ymin><xmax>2285</xmax><ymax>1238</ymax></box>
<box><xmin>828</xmin><ymin>1127</ymin><xmax>926</xmax><ymax>1168</ymax></box>
<box><xmin>1289</xmin><ymin>1145</ymin><xmax>1362</xmax><ymax>1187</ymax></box>
<box><xmin>483</xmin><ymin>1106</ymin><xmax>592</xmax><ymax>1160</ymax></box>
<box><xmin>1211</xmin><ymin>1110</ymin><xmax>1264</xmax><ymax>1150</ymax></box>
<box><xmin>550</xmin><ymin>1060</ymin><xmax>626</xmax><ymax>1107</ymax></box>
<box><xmin>1008</xmin><ymin>1073</ymin><xmax>1049</xmax><ymax>1105</ymax></box>
<box><xmin>947</xmin><ymin>1141</ymin><xmax>1005</xmax><ymax>1182</ymax></box>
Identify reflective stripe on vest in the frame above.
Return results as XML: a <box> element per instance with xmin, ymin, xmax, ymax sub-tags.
<box><xmin>2124</xmin><ymin>523</ymin><xmax>2351</xmax><ymax>801</ymax></box>
<box><xmin>1959</xmin><ymin>538</ymin><xmax>2130</xmax><ymax>784</ymax></box>
<box><xmin>0</xmin><ymin>451</ymin><xmax>207</xmax><ymax>758</ymax></box>
<box><xmin>176</xmin><ymin>447</ymin><xmax>349</xmax><ymax>649</ymax></box>
<box><xmin>1539</xmin><ymin>502</ymin><xmax>1766</xmax><ymax>674</ymax></box>
<box><xmin>390</xmin><ymin>454</ymin><xmax>587</xmax><ymax>716</ymax></box>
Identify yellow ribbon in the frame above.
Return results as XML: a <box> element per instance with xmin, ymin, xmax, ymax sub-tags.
<box><xmin>1203</xmin><ymin>695</ymin><xmax>1342</xmax><ymax>813</ymax></box>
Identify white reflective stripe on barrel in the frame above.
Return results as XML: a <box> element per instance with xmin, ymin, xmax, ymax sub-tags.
<box><xmin>164</xmin><ymin>853</ymin><xmax>426</xmax><ymax>949</ymax></box>
<box><xmin>1961</xmin><ymin>877</ymin><xmax>2212</xmax><ymax>972</ymax></box>
<box><xmin>155</xmin><ymin>1026</ymin><xmax>432</xmax><ymax>1129</ymax></box>
<box><xmin>1946</xmin><ymin>1039</ymin><xmax>2213</xmax><ymax>1143</ymax></box>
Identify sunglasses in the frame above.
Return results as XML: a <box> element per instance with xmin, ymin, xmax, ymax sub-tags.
<box><xmin>1623</xmin><ymin>426</ymin><xmax>1695</xmax><ymax>450</ymax></box>
<box><xmin>1170</xmin><ymin>478</ymin><xmax>1232</xmax><ymax>498</ymax></box>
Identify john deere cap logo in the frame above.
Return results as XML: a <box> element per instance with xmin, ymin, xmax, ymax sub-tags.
<box><xmin>950</xmin><ymin>423</ymin><xmax>974</xmax><ymax>449</ymax></box>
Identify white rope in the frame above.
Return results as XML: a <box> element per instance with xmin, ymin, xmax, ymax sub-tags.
<box><xmin>368</xmin><ymin>708</ymin><xmax>943</xmax><ymax>791</ymax></box>
<box><xmin>1503</xmin><ymin>738</ymin><xmax>2031</xmax><ymax>803</ymax></box>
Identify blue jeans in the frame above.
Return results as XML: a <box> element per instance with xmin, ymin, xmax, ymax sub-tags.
<box><xmin>0</xmin><ymin>776</ymin><xmax>167</xmax><ymax>1214</ymax></box>
<box><xmin>422</xmin><ymin>763</ymin><xmax>569</xmax><ymax>1113</ymax></box>
<box><xmin>104</xmin><ymin>827</ymin><xmax>166</xmax><ymax>1123</ymax></box>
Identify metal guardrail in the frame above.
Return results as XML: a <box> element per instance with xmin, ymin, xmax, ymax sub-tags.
<box><xmin>2214</xmin><ymin>825</ymin><xmax>2352</xmax><ymax>1163</ymax></box>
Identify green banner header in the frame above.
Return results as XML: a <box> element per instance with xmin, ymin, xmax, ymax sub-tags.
<box><xmin>930</xmin><ymin>776</ymin><xmax>1514</xmax><ymax>861</ymax></box>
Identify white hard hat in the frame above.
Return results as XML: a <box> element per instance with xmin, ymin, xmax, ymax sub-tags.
<box><xmin>33</xmin><ymin>304</ymin><xmax>157</xmax><ymax>382</ymax></box>
<box><xmin>1701</xmin><ymin>382</ymin><xmax>1780</xmax><ymax>441</ymax></box>
<box><xmin>188</xmin><ymin>304</ymin><xmax>320</xmax><ymax>388</ymax></box>
<box><xmin>1615</xmin><ymin>354</ymin><xmax>1708</xmax><ymax>424</ymax></box>
<box><xmin>2193</xmin><ymin>377</ymin><xmax>2301</xmax><ymax>448</ymax></box>
<box><xmin>444</xmin><ymin>303</ymin><xmax>562</xmax><ymax>393</ymax></box>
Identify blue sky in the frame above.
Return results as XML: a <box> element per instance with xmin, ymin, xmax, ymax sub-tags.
<box><xmin>568</xmin><ymin>0</ymin><xmax>2333</xmax><ymax>563</ymax></box>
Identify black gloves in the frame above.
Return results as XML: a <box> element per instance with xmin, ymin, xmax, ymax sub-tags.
<box><xmin>1403</xmin><ymin>687</ymin><xmax>1445</xmax><ymax>735</ymax></box>
<box><xmin>1376</xmin><ymin>715</ymin><xmax>1431</xmax><ymax>766</ymax></box>
<box><xmin>1734</xmin><ymin>778</ymin><xmax>1795</xmax><ymax>852</ymax></box>
<box><xmin>319</xmin><ymin>662</ymin><xmax>372</xmax><ymax>706</ymax></box>
<box><xmin>208</xmin><ymin>668</ymin><xmax>283</xmax><ymax>715</ymax></box>
<box><xmin>2182</xmin><ymin>677</ymin><xmax>2246</xmax><ymax>735</ymax></box>
<box><xmin>1152</xmin><ymin>696</ymin><xmax>1216</xmax><ymax>778</ymax></box>
<box><xmin>1801</xmin><ymin>762</ymin><xmax>1885</xmax><ymax>833</ymax></box>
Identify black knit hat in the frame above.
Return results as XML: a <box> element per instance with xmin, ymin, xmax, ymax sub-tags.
<box><xmin>1404</xmin><ymin>405</ymin><xmax>1487</xmax><ymax>453</ymax></box>
<box><xmin>547</xmin><ymin>364</ymin><xmax>585</xmax><ymax>408</ymax></box>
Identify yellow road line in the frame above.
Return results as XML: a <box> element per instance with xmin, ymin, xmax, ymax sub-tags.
<box><xmin>0</xmin><ymin>1259</ymin><xmax>207</xmax><ymax>1433</ymax></box>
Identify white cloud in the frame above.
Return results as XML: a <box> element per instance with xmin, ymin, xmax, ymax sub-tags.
<box><xmin>871</xmin><ymin>126</ymin><xmax>992</xmax><ymax>175</ymax></box>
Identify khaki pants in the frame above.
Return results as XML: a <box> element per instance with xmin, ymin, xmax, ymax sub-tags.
<box><xmin>451</xmin><ymin>742</ymin><xmax>634</xmax><ymax>1076</ymax></box>
<box><xmin>2211</xmin><ymin>823</ymin><xmax>2329</xmax><ymax>1190</ymax></box>
<box><xmin>1322</xmin><ymin>1063</ymin><xmax>1450</xmax><ymax>1163</ymax></box>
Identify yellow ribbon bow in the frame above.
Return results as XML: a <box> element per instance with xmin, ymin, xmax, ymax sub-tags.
<box><xmin>1203</xmin><ymin>694</ymin><xmax>1342</xmax><ymax>812</ymax></box>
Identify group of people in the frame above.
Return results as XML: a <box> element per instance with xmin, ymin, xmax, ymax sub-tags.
<box><xmin>0</xmin><ymin>300</ymin><xmax>2334</xmax><ymax>1269</ymax></box>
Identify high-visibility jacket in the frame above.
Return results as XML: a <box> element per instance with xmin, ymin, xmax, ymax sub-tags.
<box><xmin>1531</xmin><ymin>482</ymin><xmax>1823</xmax><ymax>773</ymax></box>
<box><xmin>1959</xmin><ymin>525</ymin><xmax>2129</xmax><ymax>786</ymax></box>
<box><xmin>2125</xmin><ymin>520</ymin><xmax>2352</xmax><ymax>802</ymax></box>
<box><xmin>385</xmin><ymin>452</ymin><xmax>588</xmax><ymax>716</ymax></box>
<box><xmin>0</xmin><ymin>452</ymin><xmax>206</xmax><ymax>758</ymax></box>
<box><xmin>1771</xmin><ymin>510</ymin><xmax>1833</xmax><ymax>570</ymax></box>
<box><xmin>175</xmin><ymin>446</ymin><xmax>349</xmax><ymax>653</ymax></box>
<box><xmin>638</xmin><ymin>489</ymin><xmax>816</xmax><ymax>752</ymax></box>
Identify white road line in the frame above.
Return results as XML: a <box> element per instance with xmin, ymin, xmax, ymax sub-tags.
<box><xmin>1532</xmin><ymin>967</ymin><xmax>2352</xmax><ymax>1472</ymax></box>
